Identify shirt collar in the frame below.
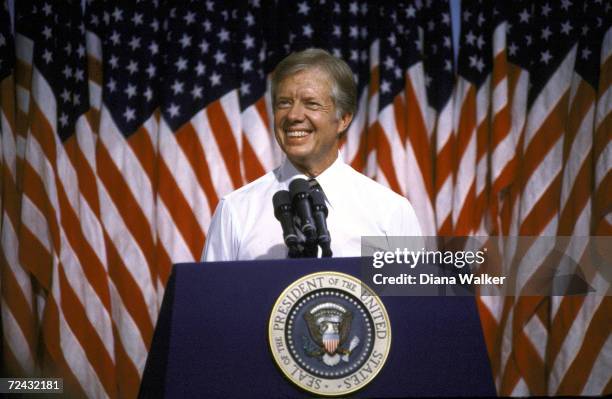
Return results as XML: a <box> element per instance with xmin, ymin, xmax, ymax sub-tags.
<box><xmin>277</xmin><ymin>153</ymin><xmax>346</xmax><ymax>210</ymax></box>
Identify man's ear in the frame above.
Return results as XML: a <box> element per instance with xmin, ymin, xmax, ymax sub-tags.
<box><xmin>337</xmin><ymin>112</ymin><xmax>353</xmax><ymax>135</ymax></box>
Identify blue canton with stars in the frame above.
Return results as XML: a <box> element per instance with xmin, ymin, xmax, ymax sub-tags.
<box><xmin>32</xmin><ymin>0</ymin><xmax>89</xmax><ymax>142</ymax></box>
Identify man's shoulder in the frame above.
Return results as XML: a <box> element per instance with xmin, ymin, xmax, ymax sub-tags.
<box><xmin>343</xmin><ymin>164</ymin><xmax>410</xmax><ymax>206</ymax></box>
<box><xmin>222</xmin><ymin>168</ymin><xmax>279</xmax><ymax>204</ymax></box>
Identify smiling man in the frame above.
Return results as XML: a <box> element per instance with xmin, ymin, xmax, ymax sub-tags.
<box><xmin>202</xmin><ymin>49</ymin><xmax>421</xmax><ymax>261</ymax></box>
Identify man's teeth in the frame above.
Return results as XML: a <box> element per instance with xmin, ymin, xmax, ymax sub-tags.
<box><xmin>286</xmin><ymin>130</ymin><xmax>309</xmax><ymax>137</ymax></box>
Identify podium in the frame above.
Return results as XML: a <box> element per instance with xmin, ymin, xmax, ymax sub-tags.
<box><xmin>139</xmin><ymin>257</ymin><xmax>496</xmax><ymax>398</ymax></box>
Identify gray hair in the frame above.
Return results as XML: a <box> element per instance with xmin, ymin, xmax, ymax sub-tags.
<box><xmin>271</xmin><ymin>48</ymin><xmax>357</xmax><ymax>119</ymax></box>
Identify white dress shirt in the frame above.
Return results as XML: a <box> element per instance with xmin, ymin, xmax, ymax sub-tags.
<box><xmin>202</xmin><ymin>155</ymin><xmax>422</xmax><ymax>261</ymax></box>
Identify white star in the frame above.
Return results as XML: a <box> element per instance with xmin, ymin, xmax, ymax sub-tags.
<box><xmin>127</xmin><ymin>60</ymin><xmax>138</xmax><ymax>74</ymax></box>
<box><xmin>444</xmin><ymin>59</ymin><xmax>452</xmax><ymax>71</ymax></box>
<box><xmin>110</xmin><ymin>31</ymin><xmax>121</xmax><ymax>45</ymax></box>
<box><xmin>298</xmin><ymin>1</ymin><xmax>310</xmax><ymax>15</ymax></box>
<box><xmin>74</xmin><ymin>69</ymin><xmax>84</xmax><ymax>82</ymax></box>
<box><xmin>180</xmin><ymin>34</ymin><xmax>192</xmax><ymax>48</ymax></box>
<box><xmin>245</xmin><ymin>12</ymin><xmax>255</xmax><ymax>26</ymax></box>
<box><xmin>469</xmin><ymin>54</ymin><xmax>479</xmax><ymax>69</ymax></box>
<box><xmin>476</xmin><ymin>35</ymin><xmax>485</xmax><ymax>49</ymax></box>
<box><xmin>210</xmin><ymin>72</ymin><xmax>221</xmax><ymax>86</ymax></box>
<box><xmin>129</xmin><ymin>36</ymin><xmax>141</xmax><ymax>50</ymax></box>
<box><xmin>394</xmin><ymin>67</ymin><xmax>402</xmax><ymax>79</ymax></box>
<box><xmin>582</xmin><ymin>25</ymin><xmax>589</xmax><ymax>36</ymax></box>
<box><xmin>243</xmin><ymin>34</ymin><xmax>254</xmax><ymax>49</ymax></box>
<box><xmin>214</xmin><ymin>50</ymin><xmax>226</xmax><ymax>64</ymax></box>
<box><xmin>443</xmin><ymin>36</ymin><xmax>451</xmax><ymax>48</ymax></box>
<box><xmin>61</xmin><ymin>89</ymin><xmax>71</xmax><ymax>103</ymax></box>
<box><xmin>349</xmin><ymin>26</ymin><xmax>358</xmax><ymax>38</ymax></box>
<box><xmin>149</xmin><ymin>42</ymin><xmax>159</xmax><ymax>55</ymax></box>
<box><xmin>581</xmin><ymin>47</ymin><xmax>591</xmax><ymax>60</ymax></box>
<box><xmin>195</xmin><ymin>62</ymin><xmax>206</xmax><ymax>76</ymax></box>
<box><xmin>107</xmin><ymin>79</ymin><xmax>117</xmax><ymax>92</ymax></box>
<box><xmin>384</xmin><ymin>56</ymin><xmax>395</xmax><ymax>69</ymax></box>
<box><xmin>90</xmin><ymin>14</ymin><xmax>99</xmax><ymax>26</ymax></box>
<box><xmin>561</xmin><ymin>21</ymin><xmax>572</xmax><ymax>35</ymax></box>
<box><xmin>333</xmin><ymin>25</ymin><xmax>341</xmax><ymax>37</ymax></box>
<box><xmin>241</xmin><ymin>58</ymin><xmax>253</xmax><ymax>73</ymax></box>
<box><xmin>303</xmin><ymin>24</ymin><xmax>313</xmax><ymax>38</ymax></box>
<box><xmin>465</xmin><ymin>31</ymin><xmax>476</xmax><ymax>46</ymax></box>
<box><xmin>541</xmin><ymin>3</ymin><xmax>551</xmax><ymax>17</ymax></box>
<box><xmin>42</xmin><ymin>2</ymin><xmax>52</xmax><ymax>15</ymax></box>
<box><xmin>388</xmin><ymin>33</ymin><xmax>396</xmax><ymax>47</ymax></box>
<box><xmin>349</xmin><ymin>2</ymin><xmax>358</xmax><ymax>14</ymax></box>
<box><xmin>199</xmin><ymin>39</ymin><xmax>210</xmax><ymax>54</ymax></box>
<box><xmin>478</xmin><ymin>12</ymin><xmax>486</xmax><ymax>26</ymax></box>
<box><xmin>332</xmin><ymin>48</ymin><xmax>341</xmax><ymax>57</ymax></box>
<box><xmin>184</xmin><ymin>11</ymin><xmax>196</xmax><ymax>25</ymax></box>
<box><xmin>42</xmin><ymin>49</ymin><xmax>53</xmax><ymax>63</ymax></box>
<box><xmin>150</xmin><ymin>19</ymin><xmax>159</xmax><ymax>32</ymax></box>
<box><xmin>463</xmin><ymin>10</ymin><xmax>472</xmax><ymax>22</ymax></box>
<box><xmin>64</xmin><ymin>43</ymin><xmax>72</xmax><ymax>55</ymax></box>
<box><xmin>218</xmin><ymin>29</ymin><xmax>230</xmax><ymax>42</ymax></box>
<box><xmin>112</xmin><ymin>7</ymin><xmax>123</xmax><ymax>22</ymax></box>
<box><xmin>125</xmin><ymin>84</ymin><xmax>136</xmax><ymax>98</ymax></box>
<box><xmin>360</xmin><ymin>27</ymin><xmax>368</xmax><ymax>39</ymax></box>
<box><xmin>146</xmin><ymin>64</ymin><xmax>156</xmax><ymax>78</ymax></box>
<box><xmin>72</xmin><ymin>94</ymin><xmax>80</xmax><ymax>106</ymax></box>
<box><xmin>380</xmin><ymin>80</ymin><xmax>390</xmax><ymax>93</ymax></box>
<box><xmin>350</xmin><ymin>49</ymin><xmax>358</xmax><ymax>61</ymax></box>
<box><xmin>77</xmin><ymin>45</ymin><xmax>85</xmax><ymax>58</ymax></box>
<box><xmin>428</xmin><ymin>20</ymin><xmax>435</xmax><ymax>31</ymax></box>
<box><xmin>171</xmin><ymin>80</ymin><xmax>184</xmax><ymax>94</ymax></box>
<box><xmin>361</xmin><ymin>2</ymin><xmax>368</xmax><ymax>15</ymax></box>
<box><xmin>42</xmin><ymin>26</ymin><xmax>52</xmax><ymax>40</ymax></box>
<box><xmin>405</xmin><ymin>5</ymin><xmax>416</xmax><ymax>18</ymax></box>
<box><xmin>333</xmin><ymin>2</ymin><xmax>341</xmax><ymax>13</ymax></box>
<box><xmin>144</xmin><ymin>87</ymin><xmax>153</xmax><ymax>102</ymax></box>
<box><xmin>541</xmin><ymin>26</ymin><xmax>552</xmax><ymax>40</ymax></box>
<box><xmin>508</xmin><ymin>43</ymin><xmax>518</xmax><ymax>56</ymax></box>
<box><xmin>561</xmin><ymin>0</ymin><xmax>572</xmax><ymax>11</ymax></box>
<box><xmin>442</xmin><ymin>13</ymin><xmax>450</xmax><ymax>25</ymax></box>
<box><xmin>132</xmin><ymin>12</ymin><xmax>143</xmax><ymax>26</ymax></box>
<box><xmin>59</xmin><ymin>113</ymin><xmax>68</xmax><ymax>127</ymax></box>
<box><xmin>540</xmin><ymin>50</ymin><xmax>552</xmax><ymax>64</ymax></box>
<box><xmin>415</xmin><ymin>38</ymin><xmax>423</xmax><ymax>52</ymax></box>
<box><xmin>191</xmin><ymin>85</ymin><xmax>203</xmax><ymax>99</ymax></box>
<box><xmin>168</xmin><ymin>103</ymin><xmax>180</xmax><ymax>117</ymax></box>
<box><xmin>526</xmin><ymin>35</ymin><xmax>532</xmax><ymax>46</ymax></box>
<box><xmin>62</xmin><ymin>66</ymin><xmax>73</xmax><ymax>79</ymax></box>
<box><xmin>203</xmin><ymin>19</ymin><xmax>212</xmax><ymax>32</ymax></box>
<box><xmin>240</xmin><ymin>82</ymin><xmax>250</xmax><ymax>95</ymax></box>
<box><xmin>175</xmin><ymin>57</ymin><xmax>188</xmax><ymax>71</ymax></box>
<box><xmin>519</xmin><ymin>8</ymin><xmax>530</xmax><ymax>23</ymax></box>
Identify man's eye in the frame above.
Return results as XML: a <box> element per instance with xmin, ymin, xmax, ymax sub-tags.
<box><xmin>276</xmin><ymin>100</ymin><xmax>291</xmax><ymax>108</ymax></box>
<box><xmin>306</xmin><ymin>102</ymin><xmax>320</xmax><ymax>109</ymax></box>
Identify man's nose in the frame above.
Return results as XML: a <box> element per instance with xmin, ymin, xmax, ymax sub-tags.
<box><xmin>286</xmin><ymin>102</ymin><xmax>305</xmax><ymax>121</ymax></box>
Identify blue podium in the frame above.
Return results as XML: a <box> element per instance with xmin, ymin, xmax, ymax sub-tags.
<box><xmin>139</xmin><ymin>257</ymin><xmax>496</xmax><ymax>398</ymax></box>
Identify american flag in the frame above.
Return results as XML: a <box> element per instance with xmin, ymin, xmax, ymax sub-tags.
<box><xmin>0</xmin><ymin>1</ymin><xmax>610</xmax><ymax>397</ymax></box>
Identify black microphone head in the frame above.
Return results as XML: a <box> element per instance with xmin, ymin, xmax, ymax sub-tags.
<box><xmin>272</xmin><ymin>190</ymin><xmax>292</xmax><ymax>219</ymax></box>
<box><xmin>288</xmin><ymin>178</ymin><xmax>310</xmax><ymax>200</ymax></box>
<box><xmin>310</xmin><ymin>189</ymin><xmax>328</xmax><ymax>216</ymax></box>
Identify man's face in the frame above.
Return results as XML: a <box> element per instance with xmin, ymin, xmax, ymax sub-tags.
<box><xmin>274</xmin><ymin>68</ymin><xmax>352</xmax><ymax>176</ymax></box>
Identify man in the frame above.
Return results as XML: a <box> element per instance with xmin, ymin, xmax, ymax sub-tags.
<box><xmin>202</xmin><ymin>48</ymin><xmax>421</xmax><ymax>261</ymax></box>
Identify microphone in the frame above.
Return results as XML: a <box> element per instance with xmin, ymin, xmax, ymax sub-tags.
<box><xmin>289</xmin><ymin>178</ymin><xmax>317</xmax><ymax>257</ymax></box>
<box><xmin>272</xmin><ymin>190</ymin><xmax>300</xmax><ymax>258</ymax></box>
<box><xmin>310</xmin><ymin>189</ymin><xmax>332</xmax><ymax>257</ymax></box>
<box><xmin>288</xmin><ymin>179</ymin><xmax>316</xmax><ymax>240</ymax></box>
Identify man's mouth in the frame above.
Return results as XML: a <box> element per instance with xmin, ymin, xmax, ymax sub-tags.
<box><xmin>285</xmin><ymin>130</ymin><xmax>311</xmax><ymax>138</ymax></box>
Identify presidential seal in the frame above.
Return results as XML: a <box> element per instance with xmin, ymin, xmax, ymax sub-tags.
<box><xmin>268</xmin><ymin>272</ymin><xmax>391</xmax><ymax>396</ymax></box>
